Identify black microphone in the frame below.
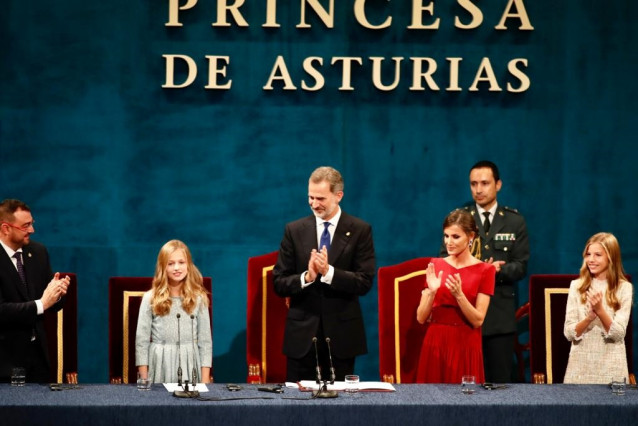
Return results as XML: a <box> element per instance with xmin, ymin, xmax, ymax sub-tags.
<box><xmin>173</xmin><ymin>313</ymin><xmax>199</xmax><ymax>398</ymax></box>
<box><xmin>325</xmin><ymin>337</ymin><xmax>336</xmax><ymax>384</ymax></box>
<box><xmin>176</xmin><ymin>313</ymin><xmax>182</xmax><ymax>386</ymax></box>
<box><xmin>312</xmin><ymin>337</ymin><xmax>322</xmax><ymax>384</ymax></box>
<box><xmin>311</xmin><ymin>336</ymin><xmax>338</xmax><ymax>399</ymax></box>
<box><xmin>190</xmin><ymin>314</ymin><xmax>198</xmax><ymax>385</ymax></box>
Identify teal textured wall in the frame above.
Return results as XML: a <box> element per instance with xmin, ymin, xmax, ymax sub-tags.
<box><xmin>1</xmin><ymin>1</ymin><xmax>636</xmax><ymax>382</ymax></box>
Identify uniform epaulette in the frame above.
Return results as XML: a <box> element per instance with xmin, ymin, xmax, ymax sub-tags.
<box><xmin>502</xmin><ymin>206</ymin><xmax>521</xmax><ymax>214</ymax></box>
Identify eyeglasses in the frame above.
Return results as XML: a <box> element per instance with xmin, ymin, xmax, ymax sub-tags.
<box><xmin>1</xmin><ymin>221</ymin><xmax>34</xmax><ymax>232</ymax></box>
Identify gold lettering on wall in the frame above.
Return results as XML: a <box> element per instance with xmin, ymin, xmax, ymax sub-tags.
<box><xmin>205</xmin><ymin>56</ymin><xmax>233</xmax><ymax>89</ymax></box>
<box><xmin>162</xmin><ymin>0</ymin><xmax>535</xmax><ymax>93</ymax></box>
<box><xmin>166</xmin><ymin>0</ymin><xmax>198</xmax><ymax>27</ymax></box>
<box><xmin>162</xmin><ymin>54</ymin><xmax>198</xmax><ymax>88</ymax></box>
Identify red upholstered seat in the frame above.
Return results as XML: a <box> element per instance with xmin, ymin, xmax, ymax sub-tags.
<box><xmin>246</xmin><ymin>251</ymin><xmax>288</xmax><ymax>384</ymax></box>
<box><xmin>44</xmin><ymin>272</ymin><xmax>78</xmax><ymax>384</ymax></box>
<box><xmin>529</xmin><ymin>274</ymin><xmax>633</xmax><ymax>384</ymax></box>
<box><xmin>378</xmin><ymin>257</ymin><xmax>432</xmax><ymax>383</ymax></box>
<box><xmin>514</xmin><ymin>302</ymin><xmax>530</xmax><ymax>382</ymax></box>
<box><xmin>108</xmin><ymin>277</ymin><xmax>212</xmax><ymax>384</ymax></box>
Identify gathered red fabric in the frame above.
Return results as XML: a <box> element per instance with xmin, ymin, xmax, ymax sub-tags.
<box><xmin>415</xmin><ymin>258</ymin><xmax>495</xmax><ymax>384</ymax></box>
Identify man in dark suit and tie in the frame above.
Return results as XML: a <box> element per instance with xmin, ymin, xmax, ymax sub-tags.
<box><xmin>453</xmin><ymin>161</ymin><xmax>529</xmax><ymax>383</ymax></box>
<box><xmin>0</xmin><ymin>199</ymin><xmax>70</xmax><ymax>383</ymax></box>
<box><xmin>273</xmin><ymin>167</ymin><xmax>376</xmax><ymax>382</ymax></box>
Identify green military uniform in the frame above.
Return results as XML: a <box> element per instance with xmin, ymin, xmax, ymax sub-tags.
<box><xmin>439</xmin><ymin>203</ymin><xmax>529</xmax><ymax>382</ymax></box>
<box><xmin>467</xmin><ymin>203</ymin><xmax>529</xmax><ymax>382</ymax></box>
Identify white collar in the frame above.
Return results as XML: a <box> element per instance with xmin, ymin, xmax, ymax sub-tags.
<box><xmin>315</xmin><ymin>207</ymin><xmax>342</xmax><ymax>228</ymax></box>
<box><xmin>0</xmin><ymin>239</ymin><xmax>21</xmax><ymax>258</ymax></box>
<box><xmin>476</xmin><ymin>203</ymin><xmax>498</xmax><ymax>219</ymax></box>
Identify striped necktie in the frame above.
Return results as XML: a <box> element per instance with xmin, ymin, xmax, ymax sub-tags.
<box><xmin>13</xmin><ymin>252</ymin><xmax>27</xmax><ymax>284</ymax></box>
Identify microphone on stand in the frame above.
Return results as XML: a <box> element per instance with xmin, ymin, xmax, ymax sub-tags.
<box><xmin>311</xmin><ymin>336</ymin><xmax>338</xmax><ymax>399</ymax></box>
<box><xmin>325</xmin><ymin>337</ymin><xmax>336</xmax><ymax>385</ymax></box>
<box><xmin>173</xmin><ymin>313</ymin><xmax>192</xmax><ymax>398</ymax></box>
<box><xmin>176</xmin><ymin>313</ymin><xmax>182</xmax><ymax>387</ymax></box>
<box><xmin>190</xmin><ymin>314</ymin><xmax>199</xmax><ymax>386</ymax></box>
<box><xmin>312</xmin><ymin>337</ymin><xmax>322</xmax><ymax>384</ymax></box>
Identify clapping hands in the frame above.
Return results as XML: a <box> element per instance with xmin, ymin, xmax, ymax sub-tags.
<box><xmin>306</xmin><ymin>247</ymin><xmax>329</xmax><ymax>282</ymax></box>
<box><xmin>585</xmin><ymin>288</ymin><xmax>603</xmax><ymax>320</ymax></box>
<box><xmin>425</xmin><ymin>263</ymin><xmax>443</xmax><ymax>292</ymax></box>
<box><xmin>42</xmin><ymin>272</ymin><xmax>70</xmax><ymax>310</ymax></box>
<box><xmin>445</xmin><ymin>273</ymin><xmax>463</xmax><ymax>298</ymax></box>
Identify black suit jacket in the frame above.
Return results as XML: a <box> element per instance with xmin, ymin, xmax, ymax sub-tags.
<box><xmin>273</xmin><ymin>212</ymin><xmax>376</xmax><ymax>359</ymax></box>
<box><xmin>0</xmin><ymin>241</ymin><xmax>63</xmax><ymax>380</ymax></box>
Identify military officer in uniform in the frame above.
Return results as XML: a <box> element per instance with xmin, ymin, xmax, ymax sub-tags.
<box><xmin>441</xmin><ymin>161</ymin><xmax>529</xmax><ymax>383</ymax></box>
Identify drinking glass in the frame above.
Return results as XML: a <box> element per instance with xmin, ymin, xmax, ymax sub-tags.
<box><xmin>611</xmin><ymin>378</ymin><xmax>626</xmax><ymax>396</ymax></box>
<box><xmin>461</xmin><ymin>375</ymin><xmax>476</xmax><ymax>395</ymax></box>
<box><xmin>137</xmin><ymin>377</ymin><xmax>152</xmax><ymax>391</ymax></box>
<box><xmin>344</xmin><ymin>374</ymin><xmax>360</xmax><ymax>395</ymax></box>
<box><xmin>10</xmin><ymin>367</ymin><xmax>26</xmax><ymax>387</ymax></box>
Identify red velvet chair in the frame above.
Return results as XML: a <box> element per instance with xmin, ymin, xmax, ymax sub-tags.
<box><xmin>108</xmin><ymin>277</ymin><xmax>212</xmax><ymax>384</ymax></box>
<box><xmin>44</xmin><ymin>272</ymin><xmax>78</xmax><ymax>383</ymax></box>
<box><xmin>377</xmin><ymin>257</ymin><xmax>432</xmax><ymax>383</ymax></box>
<box><xmin>246</xmin><ymin>251</ymin><xmax>288</xmax><ymax>384</ymax></box>
<box><xmin>514</xmin><ymin>302</ymin><xmax>530</xmax><ymax>382</ymax></box>
<box><xmin>529</xmin><ymin>274</ymin><xmax>633</xmax><ymax>384</ymax></box>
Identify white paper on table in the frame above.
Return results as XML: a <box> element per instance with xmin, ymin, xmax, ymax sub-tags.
<box><xmin>163</xmin><ymin>383</ymin><xmax>209</xmax><ymax>392</ymax></box>
<box><xmin>287</xmin><ymin>380</ymin><xmax>395</xmax><ymax>392</ymax></box>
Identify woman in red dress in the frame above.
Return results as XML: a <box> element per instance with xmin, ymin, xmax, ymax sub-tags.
<box><xmin>416</xmin><ymin>209</ymin><xmax>495</xmax><ymax>383</ymax></box>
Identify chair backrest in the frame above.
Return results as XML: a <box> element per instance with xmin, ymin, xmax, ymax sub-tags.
<box><xmin>108</xmin><ymin>276</ymin><xmax>212</xmax><ymax>384</ymax></box>
<box><xmin>378</xmin><ymin>257</ymin><xmax>432</xmax><ymax>383</ymax></box>
<box><xmin>44</xmin><ymin>272</ymin><xmax>78</xmax><ymax>383</ymax></box>
<box><xmin>529</xmin><ymin>274</ymin><xmax>633</xmax><ymax>384</ymax></box>
<box><xmin>246</xmin><ymin>251</ymin><xmax>288</xmax><ymax>384</ymax></box>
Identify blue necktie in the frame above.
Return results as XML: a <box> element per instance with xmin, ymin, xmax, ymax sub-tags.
<box><xmin>320</xmin><ymin>222</ymin><xmax>331</xmax><ymax>251</ymax></box>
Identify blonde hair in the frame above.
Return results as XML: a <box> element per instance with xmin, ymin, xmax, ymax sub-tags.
<box><xmin>150</xmin><ymin>240</ymin><xmax>209</xmax><ymax>316</ymax></box>
<box><xmin>577</xmin><ymin>232</ymin><xmax>627</xmax><ymax>311</ymax></box>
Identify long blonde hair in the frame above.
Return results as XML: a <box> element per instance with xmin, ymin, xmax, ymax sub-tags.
<box><xmin>150</xmin><ymin>240</ymin><xmax>209</xmax><ymax>316</ymax></box>
<box><xmin>577</xmin><ymin>232</ymin><xmax>626</xmax><ymax>311</ymax></box>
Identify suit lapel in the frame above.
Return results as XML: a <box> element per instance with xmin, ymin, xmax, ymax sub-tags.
<box><xmin>471</xmin><ymin>206</ymin><xmax>504</xmax><ymax>244</ymax></box>
<box><xmin>469</xmin><ymin>207</ymin><xmax>490</xmax><ymax>242</ymax></box>
<box><xmin>301</xmin><ymin>216</ymin><xmax>318</xmax><ymax>258</ymax></box>
<box><xmin>21</xmin><ymin>245</ymin><xmax>36</xmax><ymax>299</ymax></box>
<box><xmin>0</xmin><ymin>248</ymin><xmax>30</xmax><ymax>300</ymax></box>
<box><xmin>329</xmin><ymin>213</ymin><xmax>352</xmax><ymax>263</ymax></box>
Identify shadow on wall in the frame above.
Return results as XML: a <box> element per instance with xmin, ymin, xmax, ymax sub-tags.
<box><xmin>213</xmin><ymin>330</ymin><xmax>247</xmax><ymax>383</ymax></box>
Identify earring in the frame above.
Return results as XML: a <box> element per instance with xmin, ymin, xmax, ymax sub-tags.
<box><xmin>469</xmin><ymin>239</ymin><xmax>473</xmax><ymax>247</ymax></box>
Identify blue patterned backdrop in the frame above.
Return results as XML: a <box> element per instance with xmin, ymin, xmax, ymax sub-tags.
<box><xmin>1</xmin><ymin>1</ymin><xmax>636</xmax><ymax>382</ymax></box>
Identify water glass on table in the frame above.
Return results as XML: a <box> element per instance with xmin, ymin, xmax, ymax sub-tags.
<box><xmin>611</xmin><ymin>378</ymin><xmax>626</xmax><ymax>396</ymax></box>
<box><xmin>344</xmin><ymin>374</ymin><xmax>360</xmax><ymax>395</ymax></box>
<box><xmin>461</xmin><ymin>375</ymin><xmax>476</xmax><ymax>395</ymax></box>
<box><xmin>10</xmin><ymin>367</ymin><xmax>26</xmax><ymax>387</ymax></box>
<box><xmin>137</xmin><ymin>377</ymin><xmax>152</xmax><ymax>391</ymax></box>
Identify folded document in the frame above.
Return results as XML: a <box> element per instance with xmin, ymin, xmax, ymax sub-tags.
<box><xmin>288</xmin><ymin>380</ymin><xmax>395</xmax><ymax>392</ymax></box>
<box><xmin>163</xmin><ymin>383</ymin><xmax>209</xmax><ymax>392</ymax></box>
